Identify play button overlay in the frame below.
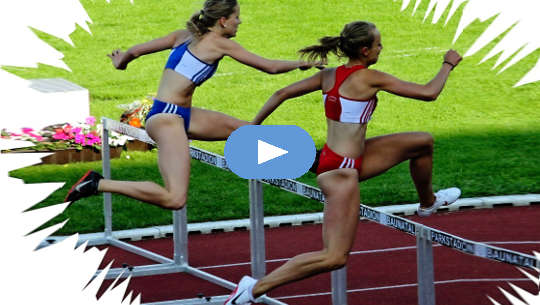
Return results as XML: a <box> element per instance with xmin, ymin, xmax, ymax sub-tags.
<box><xmin>258</xmin><ymin>140</ymin><xmax>288</xmax><ymax>164</ymax></box>
<box><xmin>225</xmin><ymin>125</ymin><xmax>315</xmax><ymax>179</ymax></box>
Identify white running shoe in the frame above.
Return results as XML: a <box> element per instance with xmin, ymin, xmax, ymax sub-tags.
<box><xmin>417</xmin><ymin>187</ymin><xmax>461</xmax><ymax>217</ymax></box>
<box><xmin>224</xmin><ymin>276</ymin><xmax>257</xmax><ymax>305</ymax></box>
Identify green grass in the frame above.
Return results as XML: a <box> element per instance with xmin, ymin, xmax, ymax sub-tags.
<box><xmin>5</xmin><ymin>0</ymin><xmax>540</xmax><ymax>235</ymax></box>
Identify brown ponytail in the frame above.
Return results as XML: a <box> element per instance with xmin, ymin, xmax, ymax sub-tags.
<box><xmin>186</xmin><ymin>0</ymin><xmax>238</xmax><ymax>38</ymax></box>
<box><xmin>299</xmin><ymin>36</ymin><xmax>341</xmax><ymax>63</ymax></box>
<box><xmin>300</xmin><ymin>21</ymin><xmax>377</xmax><ymax>62</ymax></box>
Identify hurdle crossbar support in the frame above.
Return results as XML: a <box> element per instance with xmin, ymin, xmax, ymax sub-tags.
<box><xmin>96</xmin><ymin>262</ymin><xmax>185</xmax><ymax>280</ymax></box>
<box><xmin>108</xmin><ymin>238</ymin><xmax>174</xmax><ymax>264</ymax></box>
<box><xmin>249</xmin><ymin>179</ymin><xmax>266</xmax><ymax>279</ymax></box>
<box><xmin>142</xmin><ymin>294</ymin><xmax>288</xmax><ymax>305</ymax></box>
<box><xmin>101</xmin><ymin>119</ymin><xmax>113</xmax><ymax>237</ymax></box>
<box><xmin>143</xmin><ymin>296</ymin><xmax>230</xmax><ymax>305</ymax></box>
<box><xmin>98</xmin><ymin>118</ymin><xmax>285</xmax><ymax>305</ymax></box>
<box><xmin>173</xmin><ymin>209</ymin><xmax>189</xmax><ymax>266</ymax></box>
<box><xmin>331</xmin><ymin>267</ymin><xmax>348</xmax><ymax>305</ymax></box>
<box><xmin>416</xmin><ymin>226</ymin><xmax>436</xmax><ymax>305</ymax></box>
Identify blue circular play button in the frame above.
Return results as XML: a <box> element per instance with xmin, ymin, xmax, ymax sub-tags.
<box><xmin>224</xmin><ymin>125</ymin><xmax>315</xmax><ymax>179</ymax></box>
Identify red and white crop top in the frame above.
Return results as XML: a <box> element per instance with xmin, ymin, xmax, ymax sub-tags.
<box><xmin>323</xmin><ymin>65</ymin><xmax>377</xmax><ymax>124</ymax></box>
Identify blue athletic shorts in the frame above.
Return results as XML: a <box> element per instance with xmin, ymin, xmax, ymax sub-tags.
<box><xmin>145</xmin><ymin>99</ymin><xmax>191</xmax><ymax>132</ymax></box>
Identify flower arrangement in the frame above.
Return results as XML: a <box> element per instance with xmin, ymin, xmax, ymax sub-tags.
<box><xmin>118</xmin><ymin>95</ymin><xmax>153</xmax><ymax>128</ymax></box>
<box><xmin>1</xmin><ymin>116</ymin><xmax>131</xmax><ymax>151</ymax></box>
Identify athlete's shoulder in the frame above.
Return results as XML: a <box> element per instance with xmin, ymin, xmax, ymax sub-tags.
<box><xmin>172</xmin><ymin>29</ymin><xmax>193</xmax><ymax>48</ymax></box>
<box><xmin>213</xmin><ymin>35</ymin><xmax>240</xmax><ymax>50</ymax></box>
<box><xmin>358</xmin><ymin>68</ymin><xmax>389</xmax><ymax>85</ymax></box>
<box><xmin>363</xmin><ymin>68</ymin><xmax>389</xmax><ymax>77</ymax></box>
<box><xmin>320</xmin><ymin>67</ymin><xmax>336</xmax><ymax>77</ymax></box>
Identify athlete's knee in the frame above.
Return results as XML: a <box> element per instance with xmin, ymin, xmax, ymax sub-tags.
<box><xmin>415</xmin><ymin>132</ymin><xmax>434</xmax><ymax>153</ymax></box>
<box><xmin>161</xmin><ymin>192</ymin><xmax>187</xmax><ymax>210</ymax></box>
<box><xmin>228</xmin><ymin>119</ymin><xmax>249</xmax><ymax>133</ymax></box>
<box><xmin>321</xmin><ymin>251</ymin><xmax>349</xmax><ymax>271</ymax></box>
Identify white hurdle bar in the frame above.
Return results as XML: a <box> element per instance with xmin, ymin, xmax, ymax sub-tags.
<box><xmin>100</xmin><ymin>118</ymin><xmax>286</xmax><ymax>305</ymax></box>
<box><xmin>101</xmin><ymin>118</ymin><xmax>539</xmax><ymax>305</ymax></box>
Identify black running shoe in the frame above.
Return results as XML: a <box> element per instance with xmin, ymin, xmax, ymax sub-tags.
<box><xmin>65</xmin><ymin>170</ymin><xmax>103</xmax><ymax>203</ymax></box>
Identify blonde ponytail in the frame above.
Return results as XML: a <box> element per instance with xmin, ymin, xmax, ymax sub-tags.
<box><xmin>186</xmin><ymin>0</ymin><xmax>237</xmax><ymax>38</ymax></box>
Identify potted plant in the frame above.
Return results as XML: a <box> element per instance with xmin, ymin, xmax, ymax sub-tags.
<box><xmin>1</xmin><ymin>116</ymin><xmax>131</xmax><ymax>164</ymax></box>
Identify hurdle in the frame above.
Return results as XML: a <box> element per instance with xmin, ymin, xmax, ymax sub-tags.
<box><xmin>98</xmin><ymin>118</ymin><xmax>539</xmax><ymax>305</ymax></box>
<box><xmin>98</xmin><ymin>118</ymin><xmax>286</xmax><ymax>305</ymax></box>
<box><xmin>246</xmin><ymin>180</ymin><xmax>539</xmax><ymax>305</ymax></box>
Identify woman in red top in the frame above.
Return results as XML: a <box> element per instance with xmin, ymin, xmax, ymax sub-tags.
<box><xmin>225</xmin><ymin>21</ymin><xmax>462</xmax><ymax>305</ymax></box>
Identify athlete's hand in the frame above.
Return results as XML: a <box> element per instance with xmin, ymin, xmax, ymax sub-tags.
<box><xmin>299</xmin><ymin>60</ymin><xmax>326</xmax><ymax>71</ymax></box>
<box><xmin>443</xmin><ymin>50</ymin><xmax>462</xmax><ymax>69</ymax></box>
<box><xmin>108</xmin><ymin>49</ymin><xmax>129</xmax><ymax>70</ymax></box>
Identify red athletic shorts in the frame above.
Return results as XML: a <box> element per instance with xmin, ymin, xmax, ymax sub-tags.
<box><xmin>316</xmin><ymin>143</ymin><xmax>363</xmax><ymax>176</ymax></box>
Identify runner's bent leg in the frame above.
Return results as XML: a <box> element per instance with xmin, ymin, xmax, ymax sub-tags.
<box><xmin>358</xmin><ymin>132</ymin><xmax>436</xmax><ymax>207</ymax></box>
<box><xmin>97</xmin><ymin>114</ymin><xmax>190</xmax><ymax>209</ymax></box>
<box><xmin>187</xmin><ymin>107</ymin><xmax>249</xmax><ymax>141</ymax></box>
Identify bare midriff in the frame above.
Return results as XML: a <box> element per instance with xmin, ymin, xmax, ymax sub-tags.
<box><xmin>154</xmin><ymin>69</ymin><xmax>196</xmax><ymax>107</ymax></box>
<box><xmin>325</xmin><ymin>119</ymin><xmax>367</xmax><ymax>159</ymax></box>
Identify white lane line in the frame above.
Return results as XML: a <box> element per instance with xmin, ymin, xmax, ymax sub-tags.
<box><xmin>274</xmin><ymin>278</ymin><xmax>531</xmax><ymax>300</ymax></box>
<box><xmin>488</xmin><ymin>241</ymin><xmax>540</xmax><ymax>245</ymax></box>
<box><xmin>197</xmin><ymin>246</ymin><xmax>418</xmax><ymax>270</ymax></box>
<box><xmin>389</xmin><ymin>47</ymin><xmax>447</xmax><ymax>54</ymax></box>
<box><xmin>196</xmin><ymin>241</ymin><xmax>540</xmax><ymax>270</ymax></box>
<box><xmin>214</xmin><ymin>72</ymin><xmax>235</xmax><ymax>77</ymax></box>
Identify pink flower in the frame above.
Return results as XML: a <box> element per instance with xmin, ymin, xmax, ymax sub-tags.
<box><xmin>86</xmin><ymin>134</ymin><xmax>102</xmax><ymax>145</ymax></box>
<box><xmin>75</xmin><ymin>134</ymin><xmax>86</xmax><ymax>145</ymax></box>
<box><xmin>29</xmin><ymin>133</ymin><xmax>44</xmax><ymax>141</ymax></box>
<box><xmin>22</xmin><ymin>128</ymin><xmax>33</xmax><ymax>134</ymax></box>
<box><xmin>85</xmin><ymin>116</ymin><xmax>96</xmax><ymax>126</ymax></box>
<box><xmin>53</xmin><ymin>129</ymin><xmax>68</xmax><ymax>139</ymax></box>
<box><xmin>53</xmin><ymin>133</ymin><xmax>69</xmax><ymax>140</ymax></box>
<box><xmin>72</xmin><ymin>127</ymin><xmax>82</xmax><ymax>135</ymax></box>
<box><xmin>63</xmin><ymin>124</ymin><xmax>72</xmax><ymax>133</ymax></box>
<box><xmin>87</xmin><ymin>137</ymin><xmax>101</xmax><ymax>145</ymax></box>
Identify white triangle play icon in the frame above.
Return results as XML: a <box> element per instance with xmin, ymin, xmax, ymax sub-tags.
<box><xmin>258</xmin><ymin>140</ymin><xmax>288</xmax><ymax>165</ymax></box>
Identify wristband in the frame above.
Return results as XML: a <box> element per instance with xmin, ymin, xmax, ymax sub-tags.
<box><xmin>443</xmin><ymin>61</ymin><xmax>455</xmax><ymax>70</ymax></box>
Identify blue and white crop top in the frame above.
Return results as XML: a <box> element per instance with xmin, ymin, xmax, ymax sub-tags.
<box><xmin>165</xmin><ymin>40</ymin><xmax>220</xmax><ymax>86</ymax></box>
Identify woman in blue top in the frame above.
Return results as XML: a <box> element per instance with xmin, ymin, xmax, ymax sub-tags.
<box><xmin>65</xmin><ymin>0</ymin><xmax>318</xmax><ymax>209</ymax></box>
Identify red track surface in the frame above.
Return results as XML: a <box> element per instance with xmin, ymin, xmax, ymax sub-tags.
<box><xmin>96</xmin><ymin>206</ymin><xmax>540</xmax><ymax>305</ymax></box>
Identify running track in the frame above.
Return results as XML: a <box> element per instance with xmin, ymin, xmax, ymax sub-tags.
<box><xmin>96</xmin><ymin>206</ymin><xmax>540</xmax><ymax>305</ymax></box>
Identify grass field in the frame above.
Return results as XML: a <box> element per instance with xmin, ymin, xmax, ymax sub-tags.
<box><xmin>5</xmin><ymin>0</ymin><xmax>540</xmax><ymax>235</ymax></box>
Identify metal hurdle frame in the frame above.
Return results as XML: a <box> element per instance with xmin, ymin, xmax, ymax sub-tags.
<box><xmin>99</xmin><ymin>118</ymin><xmax>286</xmax><ymax>305</ymax></box>
<box><xmin>101</xmin><ymin>118</ymin><xmax>539</xmax><ymax>305</ymax></box>
<box><xmin>255</xmin><ymin>181</ymin><xmax>539</xmax><ymax>305</ymax></box>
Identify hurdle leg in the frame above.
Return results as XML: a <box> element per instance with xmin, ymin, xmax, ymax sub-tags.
<box><xmin>249</xmin><ymin>179</ymin><xmax>266</xmax><ymax>279</ymax></box>
<box><xmin>416</xmin><ymin>226</ymin><xmax>436</xmax><ymax>305</ymax></box>
<box><xmin>101</xmin><ymin>118</ymin><xmax>113</xmax><ymax>238</ymax></box>
<box><xmin>331</xmin><ymin>266</ymin><xmax>348</xmax><ymax>305</ymax></box>
<box><xmin>173</xmin><ymin>208</ymin><xmax>189</xmax><ymax>266</ymax></box>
